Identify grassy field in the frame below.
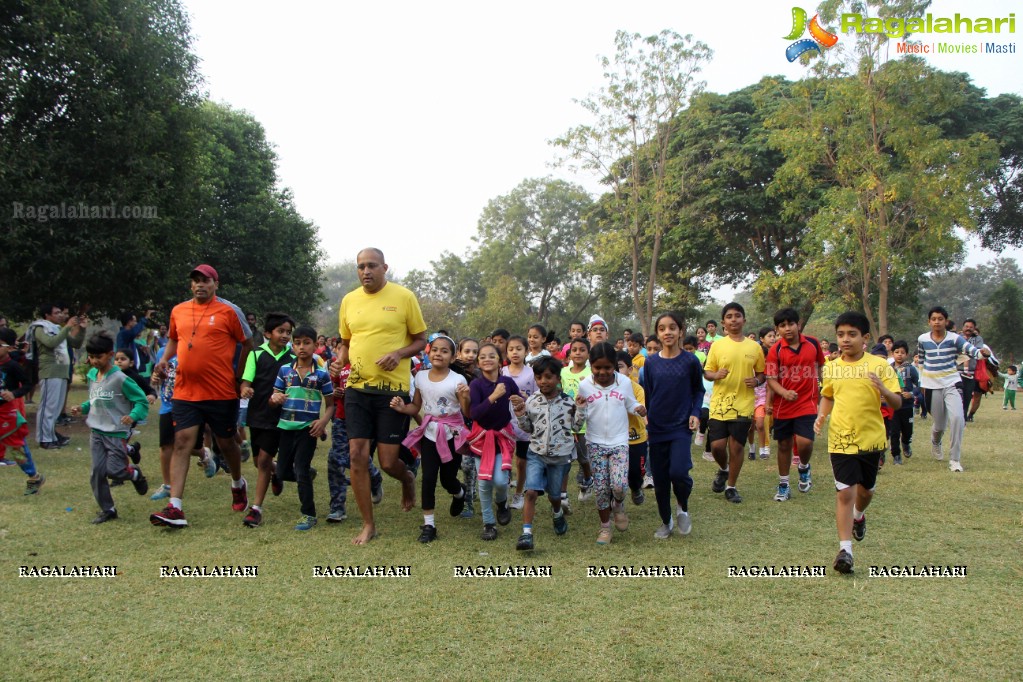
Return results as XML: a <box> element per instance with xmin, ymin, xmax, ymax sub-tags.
<box><xmin>2</xmin><ymin>384</ymin><xmax>1021</xmax><ymax>681</ymax></box>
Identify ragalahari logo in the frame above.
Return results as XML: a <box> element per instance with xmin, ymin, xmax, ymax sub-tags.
<box><xmin>784</xmin><ymin>7</ymin><xmax>839</xmax><ymax>61</ymax></box>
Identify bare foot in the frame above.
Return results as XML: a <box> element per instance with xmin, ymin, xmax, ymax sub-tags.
<box><xmin>352</xmin><ymin>524</ymin><xmax>378</xmax><ymax>545</ymax></box>
<box><xmin>400</xmin><ymin>471</ymin><xmax>416</xmax><ymax>512</ymax></box>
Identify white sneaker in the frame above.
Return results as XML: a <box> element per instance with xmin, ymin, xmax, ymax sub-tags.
<box><xmin>654</xmin><ymin>521</ymin><xmax>673</xmax><ymax>539</ymax></box>
<box><xmin>694</xmin><ymin>432</ymin><xmax>706</xmax><ymax>446</ymax></box>
<box><xmin>759</xmin><ymin>447</ymin><xmax>770</xmax><ymax>460</ymax></box>
<box><xmin>642</xmin><ymin>475</ymin><xmax>654</xmax><ymax>489</ymax></box>
<box><xmin>509</xmin><ymin>493</ymin><xmax>524</xmax><ymax>510</ymax></box>
<box><xmin>560</xmin><ymin>496</ymin><xmax>572</xmax><ymax>515</ymax></box>
<box><xmin>932</xmin><ymin>439</ymin><xmax>944</xmax><ymax>461</ymax></box>
<box><xmin>675</xmin><ymin>510</ymin><xmax>692</xmax><ymax>536</ymax></box>
<box><xmin>949</xmin><ymin>460</ymin><xmax>963</xmax><ymax>472</ymax></box>
<box><xmin>702</xmin><ymin>451</ymin><xmax>715</xmax><ymax>462</ymax></box>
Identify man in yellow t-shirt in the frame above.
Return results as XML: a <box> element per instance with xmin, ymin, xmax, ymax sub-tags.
<box><xmin>333</xmin><ymin>248</ymin><xmax>427</xmax><ymax>545</ymax></box>
<box><xmin>703</xmin><ymin>302</ymin><xmax>766</xmax><ymax>504</ymax></box>
<box><xmin>814</xmin><ymin>311</ymin><xmax>902</xmax><ymax>575</ymax></box>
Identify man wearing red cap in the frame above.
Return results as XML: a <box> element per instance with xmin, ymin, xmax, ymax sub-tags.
<box><xmin>150</xmin><ymin>265</ymin><xmax>253</xmax><ymax>527</ymax></box>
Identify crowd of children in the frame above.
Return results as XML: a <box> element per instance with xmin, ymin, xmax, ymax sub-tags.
<box><xmin>1</xmin><ymin>298</ymin><xmax>1009</xmax><ymax>576</ymax></box>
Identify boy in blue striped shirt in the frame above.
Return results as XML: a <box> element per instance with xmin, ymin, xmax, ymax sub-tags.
<box><xmin>271</xmin><ymin>326</ymin><xmax>334</xmax><ymax>529</ymax></box>
<box><xmin>915</xmin><ymin>307</ymin><xmax>990</xmax><ymax>472</ymax></box>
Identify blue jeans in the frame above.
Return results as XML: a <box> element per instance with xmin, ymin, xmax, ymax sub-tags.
<box><xmin>524</xmin><ymin>452</ymin><xmax>570</xmax><ymax>499</ymax></box>
<box><xmin>477</xmin><ymin>453</ymin><xmax>509</xmax><ymax>525</ymax></box>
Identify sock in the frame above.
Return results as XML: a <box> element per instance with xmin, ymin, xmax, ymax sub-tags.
<box><xmin>840</xmin><ymin>540</ymin><xmax>853</xmax><ymax>554</ymax></box>
<box><xmin>454</xmin><ymin>487</ymin><xmax>464</xmax><ymax>499</ymax></box>
<box><xmin>424</xmin><ymin>513</ymin><xmax>435</xmax><ymax>527</ymax></box>
<box><xmin>798</xmin><ymin>464</ymin><xmax>809</xmax><ymax>472</ymax></box>
<box><xmin>676</xmin><ymin>505</ymin><xmax>688</xmax><ymax>516</ymax></box>
<box><xmin>251</xmin><ymin>504</ymin><xmax>261</xmax><ymax>511</ymax></box>
<box><xmin>553</xmin><ymin>509</ymin><xmax>564</xmax><ymax>518</ymax></box>
<box><xmin>725</xmin><ymin>485</ymin><xmax>736</xmax><ymax>492</ymax></box>
<box><xmin>853</xmin><ymin>507</ymin><xmax>864</xmax><ymax>521</ymax></box>
<box><xmin>779</xmin><ymin>475</ymin><xmax>789</xmax><ymax>486</ymax></box>
<box><xmin>170</xmin><ymin>497</ymin><xmax>182</xmax><ymax>510</ymax></box>
<box><xmin>523</xmin><ymin>524</ymin><xmax>533</xmax><ymax>534</ymax></box>
<box><xmin>560</xmin><ymin>493</ymin><xmax>568</xmax><ymax>502</ymax></box>
<box><xmin>160</xmin><ymin>484</ymin><xmax>170</xmax><ymax>490</ymax></box>
<box><xmin>132</xmin><ymin>469</ymin><xmax>140</xmax><ymax>481</ymax></box>
<box><xmin>718</xmin><ymin>467</ymin><xmax>728</xmax><ymax>475</ymax></box>
<box><xmin>601</xmin><ymin>521</ymin><xmax>611</xmax><ymax>529</ymax></box>
<box><xmin>231</xmin><ymin>477</ymin><xmax>245</xmax><ymax>489</ymax></box>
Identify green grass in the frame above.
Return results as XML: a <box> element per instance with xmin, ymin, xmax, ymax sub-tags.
<box><xmin>2</xmin><ymin>385</ymin><xmax>1022</xmax><ymax>680</ymax></box>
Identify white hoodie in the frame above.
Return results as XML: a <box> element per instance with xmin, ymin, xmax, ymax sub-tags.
<box><xmin>576</xmin><ymin>372</ymin><xmax>641</xmax><ymax>448</ymax></box>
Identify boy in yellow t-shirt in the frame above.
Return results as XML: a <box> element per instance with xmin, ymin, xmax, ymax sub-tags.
<box><xmin>815</xmin><ymin>311</ymin><xmax>901</xmax><ymax>575</ymax></box>
<box><xmin>704</xmin><ymin>302</ymin><xmax>766</xmax><ymax>504</ymax></box>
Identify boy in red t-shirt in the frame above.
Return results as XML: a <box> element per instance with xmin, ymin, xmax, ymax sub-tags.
<box><xmin>765</xmin><ymin>308</ymin><xmax>826</xmax><ymax>501</ymax></box>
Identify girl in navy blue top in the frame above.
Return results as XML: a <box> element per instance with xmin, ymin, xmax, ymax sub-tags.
<box><xmin>642</xmin><ymin>312</ymin><xmax>705</xmax><ymax>540</ymax></box>
<box><xmin>467</xmin><ymin>343</ymin><xmax>521</xmax><ymax>540</ymax></box>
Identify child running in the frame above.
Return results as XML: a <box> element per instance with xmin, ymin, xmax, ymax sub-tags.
<box><xmin>748</xmin><ymin>327</ymin><xmax>775</xmax><ymax>461</ymax></box>
<box><xmin>502</xmin><ymin>335</ymin><xmax>536</xmax><ymax>511</ymax></box>
<box><xmin>616</xmin><ymin>351</ymin><xmax>648</xmax><ymax>506</ymax></box>
<box><xmin>815</xmin><ymin>311</ymin><xmax>902</xmax><ymax>574</ymax></box>
<box><xmin>238</xmin><ymin>313</ymin><xmax>296</xmax><ymax>527</ymax></box>
<box><xmin>270</xmin><ymin>325</ymin><xmax>333</xmax><ymax>530</ymax></box>
<box><xmin>704</xmin><ymin>302</ymin><xmax>766</xmax><ymax>504</ymax></box>
<box><xmin>890</xmin><ymin>341</ymin><xmax>920</xmax><ymax>463</ymax></box>
<box><xmin>392</xmin><ymin>335</ymin><xmax>472</xmax><ymax>542</ymax></box>
<box><xmin>765</xmin><ymin>308</ymin><xmax>825</xmax><ymax>501</ymax></box>
<box><xmin>576</xmin><ymin>342</ymin><xmax>646</xmax><ymax>544</ymax></box>
<box><xmin>71</xmin><ymin>332</ymin><xmax>150</xmax><ymax>523</ymax></box>
<box><xmin>0</xmin><ymin>327</ymin><xmax>44</xmax><ymax>495</ymax></box>
<box><xmin>455</xmin><ymin>337</ymin><xmax>480</xmax><ymax>518</ymax></box>
<box><xmin>560</xmin><ymin>337</ymin><xmax>594</xmax><ymax>511</ymax></box>
<box><xmin>467</xmin><ymin>343</ymin><xmax>521</xmax><ymax>540</ymax></box>
<box><xmin>510</xmin><ymin>356</ymin><xmax>581</xmax><ymax>550</ymax></box>
<box><xmin>641</xmin><ymin>313</ymin><xmax>705</xmax><ymax>539</ymax></box>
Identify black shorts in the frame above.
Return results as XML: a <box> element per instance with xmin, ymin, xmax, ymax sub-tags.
<box><xmin>172</xmin><ymin>399</ymin><xmax>239</xmax><ymax>439</ymax></box>
<box><xmin>515</xmin><ymin>439</ymin><xmax>530</xmax><ymax>460</ymax></box>
<box><xmin>160</xmin><ymin>412</ymin><xmax>206</xmax><ymax>449</ymax></box>
<box><xmin>830</xmin><ymin>451</ymin><xmax>882</xmax><ymax>491</ymax></box>
<box><xmin>249</xmin><ymin>426</ymin><xmax>282</xmax><ymax>458</ymax></box>
<box><xmin>345</xmin><ymin>389</ymin><xmax>409</xmax><ymax>445</ymax></box>
<box><xmin>708</xmin><ymin>418</ymin><xmax>752</xmax><ymax>443</ymax></box>
<box><xmin>773</xmin><ymin>415</ymin><xmax>816</xmax><ymax>442</ymax></box>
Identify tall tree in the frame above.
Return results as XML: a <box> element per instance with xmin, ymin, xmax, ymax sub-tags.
<box><xmin>554</xmin><ymin>30</ymin><xmax>712</xmax><ymax>335</ymax></box>
<box><xmin>986</xmin><ymin>280</ymin><xmax>1023</xmax><ymax>363</ymax></box>
<box><xmin>0</xmin><ymin>0</ymin><xmax>202</xmax><ymax>319</ymax></box>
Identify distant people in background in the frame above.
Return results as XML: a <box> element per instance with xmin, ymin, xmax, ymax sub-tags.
<box><xmin>116</xmin><ymin>309</ymin><xmax>155</xmax><ymax>367</ymax></box>
<box><xmin>247</xmin><ymin>312</ymin><xmax>265</xmax><ymax>348</ymax></box>
<box><xmin>29</xmin><ymin>303</ymin><xmax>87</xmax><ymax>449</ymax></box>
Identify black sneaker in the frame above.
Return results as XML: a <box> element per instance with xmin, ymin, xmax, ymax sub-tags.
<box><xmin>893</xmin><ymin>454</ymin><xmax>903</xmax><ymax>465</ymax></box>
<box><xmin>904</xmin><ymin>444</ymin><xmax>913</xmax><ymax>458</ymax></box>
<box><xmin>39</xmin><ymin>442</ymin><xmax>63</xmax><ymax>450</ymax></box>
<box><xmin>450</xmin><ymin>485</ymin><xmax>466</xmax><ymax>517</ymax></box>
<box><xmin>481</xmin><ymin>523</ymin><xmax>497</xmax><ymax>541</ymax></box>
<box><xmin>516</xmin><ymin>533</ymin><xmax>534</xmax><ymax>550</ymax></box>
<box><xmin>92</xmin><ymin>509</ymin><xmax>118</xmax><ymax>524</ymax></box>
<box><xmin>131</xmin><ymin>467</ymin><xmax>149</xmax><ymax>496</ymax></box>
<box><xmin>834</xmin><ymin>549</ymin><xmax>854</xmax><ymax>574</ymax></box>
<box><xmin>24</xmin><ymin>474</ymin><xmax>45</xmax><ymax>495</ymax></box>
<box><xmin>496</xmin><ymin>501</ymin><xmax>511</xmax><ymax>526</ymax></box>
<box><xmin>110</xmin><ymin>479</ymin><xmax>124</xmax><ymax>487</ymax></box>
<box><xmin>418</xmin><ymin>524</ymin><xmax>437</xmax><ymax>543</ymax></box>
<box><xmin>724</xmin><ymin>488</ymin><xmax>743</xmax><ymax>504</ymax></box>
<box><xmin>712</xmin><ymin>469</ymin><xmax>728</xmax><ymax>494</ymax></box>
<box><xmin>553</xmin><ymin>513</ymin><xmax>568</xmax><ymax>535</ymax></box>
<box><xmin>852</xmin><ymin>514</ymin><xmax>866</xmax><ymax>541</ymax></box>
<box><xmin>55</xmin><ymin>432</ymin><xmax>71</xmax><ymax>446</ymax></box>
<box><xmin>747</xmin><ymin>449</ymin><xmax>755</xmax><ymax>461</ymax></box>
<box><xmin>128</xmin><ymin>441</ymin><xmax>142</xmax><ymax>465</ymax></box>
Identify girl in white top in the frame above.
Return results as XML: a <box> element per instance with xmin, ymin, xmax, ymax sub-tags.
<box><xmin>391</xmin><ymin>336</ymin><xmax>471</xmax><ymax>543</ymax></box>
<box><xmin>575</xmin><ymin>341</ymin><xmax>646</xmax><ymax>545</ymax></box>
<box><xmin>525</xmin><ymin>324</ymin><xmax>551</xmax><ymax>366</ymax></box>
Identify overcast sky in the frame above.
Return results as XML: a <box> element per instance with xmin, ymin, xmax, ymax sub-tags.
<box><xmin>181</xmin><ymin>0</ymin><xmax>1021</xmax><ymax>298</ymax></box>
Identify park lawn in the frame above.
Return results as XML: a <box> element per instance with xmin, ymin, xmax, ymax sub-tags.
<box><xmin>1</xmin><ymin>384</ymin><xmax>1021</xmax><ymax>681</ymax></box>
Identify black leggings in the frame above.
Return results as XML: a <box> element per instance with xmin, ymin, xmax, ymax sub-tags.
<box><xmin>648</xmin><ymin>438</ymin><xmax>694</xmax><ymax>525</ymax></box>
<box><xmin>628</xmin><ymin>442</ymin><xmax>646</xmax><ymax>492</ymax></box>
<box><xmin>890</xmin><ymin>409</ymin><xmax>913</xmax><ymax>458</ymax></box>
<box><xmin>420</xmin><ymin>438</ymin><xmax>463</xmax><ymax>511</ymax></box>
<box><xmin>277</xmin><ymin>429</ymin><xmax>317</xmax><ymax>517</ymax></box>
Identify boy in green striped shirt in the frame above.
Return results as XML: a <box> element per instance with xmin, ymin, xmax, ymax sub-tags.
<box><xmin>270</xmin><ymin>326</ymin><xmax>333</xmax><ymax>530</ymax></box>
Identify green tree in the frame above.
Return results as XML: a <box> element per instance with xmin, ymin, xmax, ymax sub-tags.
<box><xmin>986</xmin><ymin>280</ymin><xmax>1023</xmax><ymax>363</ymax></box>
<box><xmin>554</xmin><ymin>30</ymin><xmax>712</xmax><ymax>335</ymax></box>
<box><xmin>473</xmin><ymin>178</ymin><xmax>594</xmax><ymax>325</ymax></box>
<box><xmin>0</xmin><ymin>0</ymin><xmax>202</xmax><ymax>319</ymax></box>
<box><xmin>312</xmin><ymin>260</ymin><xmax>360</xmax><ymax>335</ymax></box>
<box><xmin>770</xmin><ymin>55</ymin><xmax>997</xmax><ymax>336</ymax></box>
<box><xmin>462</xmin><ymin>275</ymin><xmax>533</xmax><ymax>340</ymax></box>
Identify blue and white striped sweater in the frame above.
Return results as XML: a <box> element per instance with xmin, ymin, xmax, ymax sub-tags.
<box><xmin>916</xmin><ymin>332</ymin><xmax>981</xmax><ymax>389</ymax></box>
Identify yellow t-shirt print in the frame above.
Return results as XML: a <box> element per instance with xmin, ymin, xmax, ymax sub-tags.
<box><xmin>705</xmin><ymin>337</ymin><xmax>765</xmax><ymax>420</ymax></box>
<box><xmin>822</xmin><ymin>354</ymin><xmax>900</xmax><ymax>454</ymax></box>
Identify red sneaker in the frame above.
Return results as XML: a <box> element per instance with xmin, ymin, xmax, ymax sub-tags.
<box><xmin>231</xmin><ymin>480</ymin><xmax>248</xmax><ymax>512</ymax></box>
<box><xmin>242</xmin><ymin>506</ymin><xmax>262</xmax><ymax>527</ymax></box>
<box><xmin>150</xmin><ymin>504</ymin><xmax>188</xmax><ymax>528</ymax></box>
